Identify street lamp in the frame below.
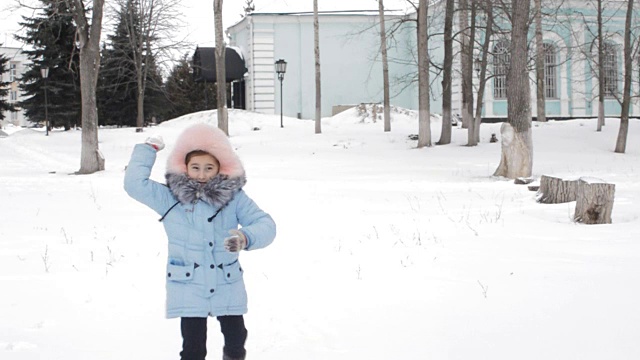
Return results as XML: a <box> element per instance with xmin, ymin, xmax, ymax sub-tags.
<box><xmin>40</xmin><ymin>67</ymin><xmax>49</xmax><ymax>136</ymax></box>
<box><xmin>275</xmin><ymin>59</ymin><xmax>287</xmax><ymax>128</ymax></box>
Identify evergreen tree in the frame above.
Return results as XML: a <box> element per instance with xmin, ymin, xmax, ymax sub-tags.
<box><xmin>98</xmin><ymin>16</ymin><xmax>138</xmax><ymax>127</ymax></box>
<box><xmin>0</xmin><ymin>47</ymin><xmax>16</xmax><ymax>121</ymax></box>
<box><xmin>16</xmin><ymin>0</ymin><xmax>81</xmax><ymax>130</ymax></box>
<box><xmin>98</xmin><ymin>1</ymin><xmax>166</xmax><ymax>127</ymax></box>
<box><xmin>164</xmin><ymin>54</ymin><xmax>216</xmax><ymax>121</ymax></box>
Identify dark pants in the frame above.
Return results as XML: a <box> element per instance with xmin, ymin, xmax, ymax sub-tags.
<box><xmin>180</xmin><ymin>316</ymin><xmax>248</xmax><ymax>360</ymax></box>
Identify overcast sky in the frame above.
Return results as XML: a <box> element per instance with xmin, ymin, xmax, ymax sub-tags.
<box><xmin>1</xmin><ymin>0</ymin><xmax>414</xmax><ymax>47</ymax></box>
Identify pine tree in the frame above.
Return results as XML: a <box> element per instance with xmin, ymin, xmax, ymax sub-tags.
<box><xmin>98</xmin><ymin>14</ymin><xmax>138</xmax><ymax>127</ymax></box>
<box><xmin>16</xmin><ymin>0</ymin><xmax>81</xmax><ymax>130</ymax></box>
<box><xmin>164</xmin><ymin>54</ymin><xmax>216</xmax><ymax>120</ymax></box>
<box><xmin>98</xmin><ymin>1</ymin><xmax>166</xmax><ymax>127</ymax></box>
<box><xmin>0</xmin><ymin>47</ymin><xmax>16</xmax><ymax>121</ymax></box>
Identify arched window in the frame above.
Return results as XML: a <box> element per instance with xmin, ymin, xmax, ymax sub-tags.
<box><xmin>603</xmin><ymin>42</ymin><xmax>618</xmax><ymax>98</ymax></box>
<box><xmin>493</xmin><ymin>40</ymin><xmax>510</xmax><ymax>99</ymax></box>
<box><xmin>544</xmin><ymin>43</ymin><xmax>558</xmax><ymax>99</ymax></box>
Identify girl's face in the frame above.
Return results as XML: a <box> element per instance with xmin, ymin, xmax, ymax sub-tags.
<box><xmin>186</xmin><ymin>153</ymin><xmax>220</xmax><ymax>183</ymax></box>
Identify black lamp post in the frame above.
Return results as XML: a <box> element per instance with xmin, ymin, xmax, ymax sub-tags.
<box><xmin>474</xmin><ymin>57</ymin><xmax>481</xmax><ymax>78</ymax></box>
<box><xmin>275</xmin><ymin>59</ymin><xmax>287</xmax><ymax>128</ymax></box>
<box><xmin>40</xmin><ymin>67</ymin><xmax>49</xmax><ymax>136</ymax></box>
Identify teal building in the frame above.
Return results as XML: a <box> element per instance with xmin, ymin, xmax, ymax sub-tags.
<box><xmin>226</xmin><ymin>1</ymin><xmax>639</xmax><ymax>120</ymax></box>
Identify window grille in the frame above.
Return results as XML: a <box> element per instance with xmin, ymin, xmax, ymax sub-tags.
<box><xmin>493</xmin><ymin>40</ymin><xmax>510</xmax><ymax>99</ymax></box>
<box><xmin>544</xmin><ymin>43</ymin><xmax>557</xmax><ymax>99</ymax></box>
<box><xmin>603</xmin><ymin>42</ymin><xmax>618</xmax><ymax>98</ymax></box>
<box><xmin>9</xmin><ymin>63</ymin><xmax>17</xmax><ymax>82</ymax></box>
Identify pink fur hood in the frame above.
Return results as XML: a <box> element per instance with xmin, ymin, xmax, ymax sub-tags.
<box><xmin>166</xmin><ymin>123</ymin><xmax>244</xmax><ymax>178</ymax></box>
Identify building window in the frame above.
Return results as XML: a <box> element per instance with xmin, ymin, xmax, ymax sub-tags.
<box><xmin>9</xmin><ymin>63</ymin><xmax>17</xmax><ymax>82</ymax></box>
<box><xmin>603</xmin><ymin>42</ymin><xmax>618</xmax><ymax>98</ymax></box>
<box><xmin>10</xmin><ymin>91</ymin><xmax>17</xmax><ymax>101</ymax></box>
<box><xmin>493</xmin><ymin>40</ymin><xmax>510</xmax><ymax>99</ymax></box>
<box><xmin>11</xmin><ymin>111</ymin><xmax>18</xmax><ymax>121</ymax></box>
<box><xmin>544</xmin><ymin>43</ymin><xmax>558</xmax><ymax>99</ymax></box>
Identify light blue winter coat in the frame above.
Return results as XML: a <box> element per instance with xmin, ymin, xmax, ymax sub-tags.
<box><xmin>124</xmin><ymin>143</ymin><xmax>276</xmax><ymax>318</ymax></box>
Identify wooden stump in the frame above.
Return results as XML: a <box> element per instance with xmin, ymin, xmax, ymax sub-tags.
<box><xmin>574</xmin><ymin>178</ymin><xmax>615</xmax><ymax>224</ymax></box>
<box><xmin>514</xmin><ymin>177</ymin><xmax>535</xmax><ymax>185</ymax></box>
<box><xmin>96</xmin><ymin>149</ymin><xmax>105</xmax><ymax>171</ymax></box>
<box><xmin>536</xmin><ymin>175</ymin><xmax>578</xmax><ymax>203</ymax></box>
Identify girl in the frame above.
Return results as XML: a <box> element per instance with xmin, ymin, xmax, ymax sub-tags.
<box><xmin>124</xmin><ymin>123</ymin><xmax>276</xmax><ymax>360</ymax></box>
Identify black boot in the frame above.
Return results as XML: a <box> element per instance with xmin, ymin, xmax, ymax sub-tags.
<box><xmin>223</xmin><ymin>352</ymin><xmax>246</xmax><ymax>360</ymax></box>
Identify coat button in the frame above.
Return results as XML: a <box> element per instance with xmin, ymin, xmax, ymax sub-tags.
<box><xmin>210</xmin><ymin>264</ymin><xmax>215</xmax><ymax>269</ymax></box>
<box><xmin>227</xmin><ymin>273</ymin><xmax>231</xmax><ymax>278</ymax></box>
<box><xmin>209</xmin><ymin>242</ymin><xmax>213</xmax><ymax>247</ymax></box>
<box><xmin>186</xmin><ymin>272</ymin><xmax>190</xmax><ymax>277</ymax></box>
<box><xmin>167</xmin><ymin>273</ymin><xmax>171</xmax><ymax>277</ymax></box>
<box><xmin>210</xmin><ymin>289</ymin><xmax>215</xmax><ymax>293</ymax></box>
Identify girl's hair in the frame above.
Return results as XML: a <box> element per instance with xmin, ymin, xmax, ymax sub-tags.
<box><xmin>185</xmin><ymin>150</ymin><xmax>219</xmax><ymax>165</ymax></box>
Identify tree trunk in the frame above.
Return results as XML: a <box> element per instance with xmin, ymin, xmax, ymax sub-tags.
<box><xmin>438</xmin><ymin>0</ymin><xmax>454</xmax><ymax>145</ymax></box>
<box><xmin>466</xmin><ymin>0</ymin><xmax>478</xmax><ymax>145</ymax></box>
<box><xmin>494</xmin><ymin>0</ymin><xmax>532</xmax><ymax>179</ymax></box>
<box><xmin>378</xmin><ymin>0</ymin><xmax>391</xmax><ymax>132</ymax></box>
<box><xmin>615</xmin><ymin>0</ymin><xmax>633</xmax><ymax>153</ymax></box>
<box><xmin>71</xmin><ymin>0</ymin><xmax>105</xmax><ymax>174</ymax></box>
<box><xmin>534</xmin><ymin>0</ymin><xmax>546</xmax><ymax>123</ymax></box>
<box><xmin>127</xmin><ymin>0</ymin><xmax>146</xmax><ymax>132</ymax></box>
<box><xmin>313</xmin><ymin>0</ymin><xmax>322</xmax><ymax>134</ymax></box>
<box><xmin>574</xmin><ymin>178</ymin><xmax>615</xmax><ymax>224</ymax></box>
<box><xmin>417</xmin><ymin>0</ymin><xmax>431</xmax><ymax>148</ymax></box>
<box><xmin>597</xmin><ymin>0</ymin><xmax>605</xmax><ymax>131</ymax></box>
<box><xmin>214</xmin><ymin>0</ymin><xmax>228</xmax><ymax>135</ymax></box>
<box><xmin>537</xmin><ymin>175</ymin><xmax>578</xmax><ymax>203</ymax></box>
<box><xmin>459</xmin><ymin>0</ymin><xmax>471</xmax><ymax>130</ymax></box>
<box><xmin>473</xmin><ymin>0</ymin><xmax>492</xmax><ymax>143</ymax></box>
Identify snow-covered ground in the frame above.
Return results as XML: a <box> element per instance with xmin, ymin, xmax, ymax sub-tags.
<box><xmin>1</xmin><ymin>108</ymin><xmax>639</xmax><ymax>360</ymax></box>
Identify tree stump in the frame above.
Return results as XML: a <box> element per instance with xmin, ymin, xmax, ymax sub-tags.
<box><xmin>536</xmin><ymin>175</ymin><xmax>578</xmax><ymax>203</ymax></box>
<box><xmin>574</xmin><ymin>178</ymin><xmax>615</xmax><ymax>224</ymax></box>
<box><xmin>514</xmin><ymin>177</ymin><xmax>535</xmax><ymax>185</ymax></box>
<box><xmin>96</xmin><ymin>149</ymin><xmax>105</xmax><ymax>171</ymax></box>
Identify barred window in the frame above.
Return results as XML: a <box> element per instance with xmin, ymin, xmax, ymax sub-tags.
<box><xmin>9</xmin><ymin>63</ymin><xmax>17</xmax><ymax>82</ymax></box>
<box><xmin>544</xmin><ymin>43</ymin><xmax>557</xmax><ymax>99</ymax></box>
<box><xmin>603</xmin><ymin>42</ymin><xmax>618</xmax><ymax>98</ymax></box>
<box><xmin>493</xmin><ymin>40</ymin><xmax>510</xmax><ymax>99</ymax></box>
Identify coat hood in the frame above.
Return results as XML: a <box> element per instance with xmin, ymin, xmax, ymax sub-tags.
<box><xmin>166</xmin><ymin>123</ymin><xmax>244</xmax><ymax>178</ymax></box>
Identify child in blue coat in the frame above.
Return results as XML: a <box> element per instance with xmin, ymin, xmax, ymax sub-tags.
<box><xmin>124</xmin><ymin>123</ymin><xmax>276</xmax><ymax>360</ymax></box>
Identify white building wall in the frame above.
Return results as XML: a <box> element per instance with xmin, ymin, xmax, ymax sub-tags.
<box><xmin>1</xmin><ymin>47</ymin><xmax>30</xmax><ymax>128</ymax></box>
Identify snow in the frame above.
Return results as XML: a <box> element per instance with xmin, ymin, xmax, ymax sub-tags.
<box><xmin>1</xmin><ymin>108</ymin><xmax>639</xmax><ymax>360</ymax></box>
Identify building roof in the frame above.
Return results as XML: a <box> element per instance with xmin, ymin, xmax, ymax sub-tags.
<box><xmin>192</xmin><ymin>47</ymin><xmax>247</xmax><ymax>83</ymax></box>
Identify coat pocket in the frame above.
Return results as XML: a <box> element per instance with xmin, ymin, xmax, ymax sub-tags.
<box><xmin>222</xmin><ymin>260</ymin><xmax>243</xmax><ymax>284</ymax></box>
<box><xmin>167</xmin><ymin>261</ymin><xmax>197</xmax><ymax>282</ymax></box>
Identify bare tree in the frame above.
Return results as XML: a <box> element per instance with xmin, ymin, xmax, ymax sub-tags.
<box><xmin>534</xmin><ymin>0</ymin><xmax>546</xmax><ymax>123</ymax></box>
<box><xmin>214</xmin><ymin>0</ymin><xmax>228</xmax><ymax>134</ymax></box>
<box><xmin>465</xmin><ymin>0</ymin><xmax>478</xmax><ymax>145</ymax></box>
<box><xmin>473</xmin><ymin>0</ymin><xmax>493</xmax><ymax>143</ymax></box>
<box><xmin>313</xmin><ymin>0</ymin><xmax>322</xmax><ymax>134</ymax></box>
<box><xmin>417</xmin><ymin>0</ymin><xmax>431</xmax><ymax>148</ymax></box>
<box><xmin>378</xmin><ymin>0</ymin><xmax>391</xmax><ymax>132</ymax></box>
<box><xmin>113</xmin><ymin>0</ymin><xmax>186</xmax><ymax>132</ymax></box>
<box><xmin>66</xmin><ymin>0</ymin><xmax>106</xmax><ymax>174</ymax></box>
<box><xmin>615</xmin><ymin>0</ymin><xmax>634</xmax><ymax>153</ymax></box>
<box><xmin>596</xmin><ymin>0</ymin><xmax>605</xmax><ymax>131</ymax></box>
<box><xmin>437</xmin><ymin>0</ymin><xmax>455</xmax><ymax>145</ymax></box>
<box><xmin>458</xmin><ymin>0</ymin><xmax>472</xmax><ymax>130</ymax></box>
<box><xmin>494</xmin><ymin>0</ymin><xmax>533</xmax><ymax>179</ymax></box>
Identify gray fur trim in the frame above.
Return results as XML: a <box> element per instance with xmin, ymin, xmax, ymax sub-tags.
<box><xmin>165</xmin><ymin>173</ymin><xmax>247</xmax><ymax>207</ymax></box>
